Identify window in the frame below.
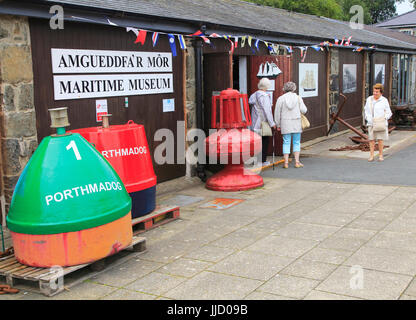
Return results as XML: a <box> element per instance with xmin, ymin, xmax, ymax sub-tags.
<box><xmin>400</xmin><ymin>29</ymin><xmax>413</xmax><ymax>35</ymax></box>
<box><xmin>392</xmin><ymin>54</ymin><xmax>414</xmax><ymax>105</ymax></box>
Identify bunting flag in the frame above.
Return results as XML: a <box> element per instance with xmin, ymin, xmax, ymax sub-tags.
<box><xmin>178</xmin><ymin>34</ymin><xmax>186</xmax><ymax>50</ymax></box>
<box><xmin>241</xmin><ymin>36</ymin><xmax>246</xmax><ymax>47</ymax></box>
<box><xmin>346</xmin><ymin>36</ymin><xmax>352</xmax><ymax>46</ymax></box>
<box><xmin>107</xmin><ymin>19</ymin><xmax>118</xmax><ymax>26</ymax></box>
<box><xmin>334</xmin><ymin>38</ymin><xmax>339</xmax><ymax>45</ymax></box>
<box><xmin>299</xmin><ymin>47</ymin><xmax>308</xmax><ymax>62</ymax></box>
<box><xmin>126</xmin><ymin>27</ymin><xmax>139</xmax><ymax>37</ymax></box>
<box><xmin>248</xmin><ymin>36</ymin><xmax>252</xmax><ymax>47</ymax></box>
<box><xmin>234</xmin><ymin>36</ymin><xmax>239</xmax><ymax>49</ymax></box>
<box><xmin>340</xmin><ymin>37</ymin><xmax>345</xmax><ymax>46</ymax></box>
<box><xmin>152</xmin><ymin>32</ymin><xmax>159</xmax><ymax>47</ymax></box>
<box><xmin>189</xmin><ymin>30</ymin><xmax>204</xmax><ymax>37</ymax></box>
<box><xmin>311</xmin><ymin>45</ymin><xmax>323</xmax><ymax>52</ymax></box>
<box><xmin>209</xmin><ymin>33</ymin><xmax>221</xmax><ymax>38</ymax></box>
<box><xmin>267</xmin><ymin>43</ymin><xmax>276</xmax><ymax>55</ymax></box>
<box><xmin>254</xmin><ymin>39</ymin><xmax>260</xmax><ymax>51</ymax></box>
<box><xmin>285</xmin><ymin>46</ymin><xmax>293</xmax><ymax>54</ymax></box>
<box><xmin>134</xmin><ymin>30</ymin><xmax>147</xmax><ymax>45</ymax></box>
<box><xmin>201</xmin><ymin>36</ymin><xmax>211</xmax><ymax>44</ymax></box>
<box><xmin>168</xmin><ymin>34</ymin><xmax>177</xmax><ymax>57</ymax></box>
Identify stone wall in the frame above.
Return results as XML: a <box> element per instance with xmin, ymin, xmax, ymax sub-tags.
<box><xmin>0</xmin><ymin>15</ymin><xmax>38</xmax><ymax>220</ymax></box>
<box><xmin>184</xmin><ymin>39</ymin><xmax>197</xmax><ymax>177</ymax></box>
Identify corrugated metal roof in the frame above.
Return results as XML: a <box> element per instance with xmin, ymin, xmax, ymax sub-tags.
<box><xmin>34</xmin><ymin>0</ymin><xmax>416</xmax><ymax>50</ymax></box>
<box><xmin>376</xmin><ymin>9</ymin><xmax>416</xmax><ymax>27</ymax></box>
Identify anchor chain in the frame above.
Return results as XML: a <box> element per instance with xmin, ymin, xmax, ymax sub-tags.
<box><xmin>0</xmin><ymin>285</ymin><xmax>19</xmax><ymax>295</ymax></box>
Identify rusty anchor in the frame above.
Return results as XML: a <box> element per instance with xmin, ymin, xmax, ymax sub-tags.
<box><xmin>327</xmin><ymin>94</ymin><xmax>395</xmax><ymax>146</ymax></box>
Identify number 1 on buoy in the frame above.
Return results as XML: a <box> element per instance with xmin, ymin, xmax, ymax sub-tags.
<box><xmin>66</xmin><ymin>140</ymin><xmax>82</xmax><ymax>160</ymax></box>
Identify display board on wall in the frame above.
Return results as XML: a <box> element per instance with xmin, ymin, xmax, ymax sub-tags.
<box><xmin>299</xmin><ymin>63</ymin><xmax>318</xmax><ymax>98</ymax></box>
<box><xmin>51</xmin><ymin>49</ymin><xmax>174</xmax><ymax>100</ymax></box>
<box><xmin>374</xmin><ymin>64</ymin><xmax>386</xmax><ymax>85</ymax></box>
<box><xmin>343</xmin><ymin>64</ymin><xmax>357</xmax><ymax>94</ymax></box>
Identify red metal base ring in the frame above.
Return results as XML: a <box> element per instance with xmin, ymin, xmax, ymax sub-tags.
<box><xmin>206</xmin><ymin>164</ymin><xmax>264</xmax><ymax>192</ymax></box>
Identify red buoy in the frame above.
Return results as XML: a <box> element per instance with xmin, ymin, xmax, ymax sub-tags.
<box><xmin>71</xmin><ymin>119</ymin><xmax>156</xmax><ymax>218</ymax></box>
<box><xmin>204</xmin><ymin>88</ymin><xmax>263</xmax><ymax>191</ymax></box>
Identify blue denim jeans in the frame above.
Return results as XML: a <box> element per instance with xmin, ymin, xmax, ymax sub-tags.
<box><xmin>282</xmin><ymin>133</ymin><xmax>301</xmax><ymax>155</ymax></box>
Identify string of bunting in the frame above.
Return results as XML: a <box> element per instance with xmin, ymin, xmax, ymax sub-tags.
<box><xmin>70</xmin><ymin>16</ymin><xmax>376</xmax><ymax>57</ymax></box>
<box><xmin>122</xmin><ymin>24</ymin><xmax>375</xmax><ymax>58</ymax></box>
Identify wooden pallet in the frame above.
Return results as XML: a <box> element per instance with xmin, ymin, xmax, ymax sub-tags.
<box><xmin>132</xmin><ymin>205</ymin><xmax>180</xmax><ymax>235</ymax></box>
<box><xmin>0</xmin><ymin>236</ymin><xmax>146</xmax><ymax>297</ymax></box>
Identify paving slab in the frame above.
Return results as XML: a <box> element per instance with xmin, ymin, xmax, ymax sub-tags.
<box><xmin>163</xmin><ymin>271</ymin><xmax>263</xmax><ymax>300</ymax></box>
<box><xmin>91</xmin><ymin>258</ymin><xmax>164</xmax><ymax>287</ymax></box>
<box><xmin>244</xmin><ymin>291</ymin><xmax>295</xmax><ymax>300</ymax></box>
<box><xmin>302</xmin><ymin>247</ymin><xmax>353</xmax><ymax>265</ymax></box>
<box><xmin>272</xmin><ymin>222</ymin><xmax>340</xmax><ymax>241</ymax></box>
<box><xmin>158</xmin><ymin>258</ymin><xmax>212</xmax><ymax>278</ymax></box>
<box><xmin>245</xmin><ymin>235</ymin><xmax>319</xmax><ymax>258</ymax></box>
<box><xmin>403</xmin><ymin>278</ymin><xmax>416</xmax><ymax>297</ymax></box>
<box><xmin>366</xmin><ymin>231</ymin><xmax>416</xmax><ymax>253</ymax></box>
<box><xmin>207</xmin><ymin>251</ymin><xmax>294</xmax><ymax>281</ymax></box>
<box><xmin>280</xmin><ymin>259</ymin><xmax>338</xmax><ymax>281</ymax></box>
<box><xmin>316</xmin><ymin>266</ymin><xmax>412</xmax><ymax>300</ymax></box>
<box><xmin>101</xmin><ymin>288</ymin><xmax>156</xmax><ymax>300</ymax></box>
<box><xmin>124</xmin><ymin>272</ymin><xmax>186</xmax><ymax>296</ymax></box>
<box><xmin>303</xmin><ymin>290</ymin><xmax>362</xmax><ymax>300</ymax></box>
<box><xmin>257</xmin><ymin>274</ymin><xmax>319</xmax><ymax>299</ymax></box>
<box><xmin>184</xmin><ymin>245</ymin><xmax>236</xmax><ymax>263</ymax></box>
<box><xmin>344</xmin><ymin>246</ymin><xmax>416</xmax><ymax>275</ymax></box>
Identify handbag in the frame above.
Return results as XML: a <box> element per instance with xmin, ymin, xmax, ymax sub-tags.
<box><xmin>261</xmin><ymin>121</ymin><xmax>273</xmax><ymax>136</ymax></box>
<box><xmin>298</xmin><ymin>97</ymin><xmax>310</xmax><ymax>130</ymax></box>
<box><xmin>370</xmin><ymin>98</ymin><xmax>386</xmax><ymax>132</ymax></box>
<box><xmin>255</xmin><ymin>93</ymin><xmax>273</xmax><ymax>136</ymax></box>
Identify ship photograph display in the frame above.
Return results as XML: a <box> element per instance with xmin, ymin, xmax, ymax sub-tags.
<box><xmin>375</xmin><ymin>64</ymin><xmax>386</xmax><ymax>85</ymax></box>
<box><xmin>299</xmin><ymin>63</ymin><xmax>318</xmax><ymax>98</ymax></box>
<box><xmin>343</xmin><ymin>64</ymin><xmax>357</xmax><ymax>94</ymax></box>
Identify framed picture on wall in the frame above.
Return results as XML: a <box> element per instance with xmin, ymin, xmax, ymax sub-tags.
<box><xmin>343</xmin><ymin>64</ymin><xmax>357</xmax><ymax>94</ymax></box>
<box><xmin>374</xmin><ymin>64</ymin><xmax>386</xmax><ymax>85</ymax></box>
<box><xmin>299</xmin><ymin>63</ymin><xmax>318</xmax><ymax>98</ymax></box>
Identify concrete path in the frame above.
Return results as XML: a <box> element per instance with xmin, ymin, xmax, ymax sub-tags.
<box><xmin>3</xmin><ymin>131</ymin><xmax>416</xmax><ymax>301</ymax></box>
<box><xmin>263</xmin><ymin>141</ymin><xmax>416</xmax><ymax>186</ymax></box>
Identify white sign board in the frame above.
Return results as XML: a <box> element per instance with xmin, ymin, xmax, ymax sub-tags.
<box><xmin>163</xmin><ymin>98</ymin><xmax>175</xmax><ymax>112</ymax></box>
<box><xmin>53</xmin><ymin>73</ymin><xmax>174</xmax><ymax>100</ymax></box>
<box><xmin>299</xmin><ymin>63</ymin><xmax>319</xmax><ymax>98</ymax></box>
<box><xmin>51</xmin><ymin>49</ymin><xmax>172</xmax><ymax>73</ymax></box>
<box><xmin>96</xmin><ymin>99</ymin><xmax>108</xmax><ymax>122</ymax></box>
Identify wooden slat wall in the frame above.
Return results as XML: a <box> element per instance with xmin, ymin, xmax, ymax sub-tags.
<box><xmin>292</xmin><ymin>48</ymin><xmax>328</xmax><ymax>142</ymax></box>
<box><xmin>29</xmin><ymin>18</ymin><xmax>185</xmax><ymax>183</ymax></box>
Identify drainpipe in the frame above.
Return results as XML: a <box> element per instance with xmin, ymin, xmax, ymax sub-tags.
<box><xmin>194</xmin><ymin>37</ymin><xmax>207</xmax><ymax>182</ymax></box>
<box><xmin>369</xmin><ymin>49</ymin><xmax>375</xmax><ymax>90</ymax></box>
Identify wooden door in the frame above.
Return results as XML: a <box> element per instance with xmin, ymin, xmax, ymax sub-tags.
<box><xmin>339</xmin><ymin>50</ymin><xmax>365</xmax><ymax>128</ymax></box>
<box><xmin>248</xmin><ymin>55</ymin><xmax>292</xmax><ymax>156</ymax></box>
<box><xmin>292</xmin><ymin>48</ymin><xmax>328</xmax><ymax>141</ymax></box>
<box><xmin>203</xmin><ymin>53</ymin><xmax>232</xmax><ymax>132</ymax></box>
<box><xmin>372</xmin><ymin>52</ymin><xmax>392</xmax><ymax>102</ymax></box>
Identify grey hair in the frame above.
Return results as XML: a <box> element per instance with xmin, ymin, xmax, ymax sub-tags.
<box><xmin>283</xmin><ymin>82</ymin><xmax>297</xmax><ymax>93</ymax></box>
<box><xmin>258</xmin><ymin>78</ymin><xmax>271</xmax><ymax>90</ymax></box>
